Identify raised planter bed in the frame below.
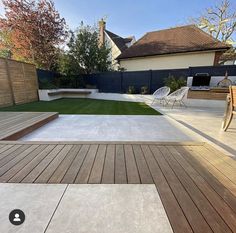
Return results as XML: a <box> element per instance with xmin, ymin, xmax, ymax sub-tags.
<box><xmin>187</xmin><ymin>89</ymin><xmax>229</xmax><ymax>101</ymax></box>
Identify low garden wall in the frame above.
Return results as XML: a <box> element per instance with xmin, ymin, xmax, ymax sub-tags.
<box><xmin>38</xmin><ymin>88</ymin><xmax>98</xmax><ymax>101</ymax></box>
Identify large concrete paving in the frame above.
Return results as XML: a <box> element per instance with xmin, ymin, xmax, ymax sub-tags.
<box><xmin>0</xmin><ymin>183</ymin><xmax>66</xmax><ymax>233</ymax></box>
<box><xmin>46</xmin><ymin>184</ymin><xmax>173</xmax><ymax>233</ymax></box>
<box><xmin>20</xmin><ymin>115</ymin><xmax>202</xmax><ymax>142</ymax></box>
<box><xmin>19</xmin><ymin>105</ymin><xmax>236</xmax><ymax>155</ymax></box>
<box><xmin>155</xmin><ymin>106</ymin><xmax>236</xmax><ymax>157</ymax></box>
<box><xmin>0</xmin><ymin>184</ymin><xmax>173</xmax><ymax>233</ymax></box>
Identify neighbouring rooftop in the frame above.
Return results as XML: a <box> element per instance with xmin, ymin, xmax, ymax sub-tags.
<box><xmin>117</xmin><ymin>25</ymin><xmax>230</xmax><ymax>60</ymax></box>
<box><xmin>105</xmin><ymin>30</ymin><xmax>133</xmax><ymax>52</ymax></box>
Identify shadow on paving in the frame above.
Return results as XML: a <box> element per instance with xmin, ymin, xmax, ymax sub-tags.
<box><xmin>176</xmin><ymin>120</ymin><xmax>236</xmax><ymax>157</ymax></box>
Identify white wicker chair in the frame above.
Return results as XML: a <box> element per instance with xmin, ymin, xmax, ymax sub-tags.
<box><xmin>165</xmin><ymin>87</ymin><xmax>189</xmax><ymax>108</ymax></box>
<box><xmin>151</xmin><ymin>86</ymin><xmax>170</xmax><ymax>105</ymax></box>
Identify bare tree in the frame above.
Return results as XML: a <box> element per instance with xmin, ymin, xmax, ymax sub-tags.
<box><xmin>192</xmin><ymin>0</ymin><xmax>236</xmax><ymax>45</ymax></box>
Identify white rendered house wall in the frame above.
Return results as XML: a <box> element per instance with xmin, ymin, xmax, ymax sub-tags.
<box><xmin>119</xmin><ymin>51</ymin><xmax>216</xmax><ymax>71</ymax></box>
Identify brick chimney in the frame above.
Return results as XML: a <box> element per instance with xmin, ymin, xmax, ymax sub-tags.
<box><xmin>99</xmin><ymin>19</ymin><xmax>106</xmax><ymax>47</ymax></box>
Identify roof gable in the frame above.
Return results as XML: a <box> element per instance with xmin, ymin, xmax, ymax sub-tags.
<box><xmin>105</xmin><ymin>30</ymin><xmax>132</xmax><ymax>52</ymax></box>
<box><xmin>117</xmin><ymin>25</ymin><xmax>230</xmax><ymax>60</ymax></box>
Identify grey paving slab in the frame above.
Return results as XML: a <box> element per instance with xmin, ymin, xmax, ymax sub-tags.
<box><xmin>46</xmin><ymin>184</ymin><xmax>173</xmax><ymax>233</ymax></box>
<box><xmin>0</xmin><ymin>183</ymin><xmax>67</xmax><ymax>233</ymax></box>
<box><xmin>155</xmin><ymin>106</ymin><xmax>236</xmax><ymax>156</ymax></box>
<box><xmin>20</xmin><ymin>115</ymin><xmax>200</xmax><ymax>142</ymax></box>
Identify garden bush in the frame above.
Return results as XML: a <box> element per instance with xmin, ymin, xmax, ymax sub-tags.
<box><xmin>127</xmin><ymin>86</ymin><xmax>136</xmax><ymax>94</ymax></box>
<box><xmin>141</xmin><ymin>86</ymin><xmax>149</xmax><ymax>94</ymax></box>
<box><xmin>164</xmin><ymin>75</ymin><xmax>187</xmax><ymax>92</ymax></box>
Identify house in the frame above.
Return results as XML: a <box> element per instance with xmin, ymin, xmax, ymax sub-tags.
<box><xmin>99</xmin><ymin>19</ymin><xmax>135</xmax><ymax>70</ymax></box>
<box><xmin>117</xmin><ymin>25</ymin><xmax>231</xmax><ymax>71</ymax></box>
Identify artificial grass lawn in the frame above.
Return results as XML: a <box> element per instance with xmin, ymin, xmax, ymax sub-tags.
<box><xmin>0</xmin><ymin>98</ymin><xmax>161</xmax><ymax>115</ymax></box>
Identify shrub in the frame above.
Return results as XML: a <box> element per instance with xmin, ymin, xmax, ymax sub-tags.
<box><xmin>58</xmin><ymin>76</ymin><xmax>75</xmax><ymax>88</ymax></box>
<box><xmin>141</xmin><ymin>86</ymin><xmax>149</xmax><ymax>94</ymax></box>
<box><xmin>127</xmin><ymin>86</ymin><xmax>136</xmax><ymax>94</ymax></box>
<box><xmin>85</xmin><ymin>84</ymin><xmax>97</xmax><ymax>89</ymax></box>
<box><xmin>76</xmin><ymin>76</ymin><xmax>86</xmax><ymax>88</ymax></box>
<box><xmin>38</xmin><ymin>79</ymin><xmax>58</xmax><ymax>89</ymax></box>
<box><xmin>56</xmin><ymin>75</ymin><xmax>86</xmax><ymax>88</ymax></box>
<box><xmin>164</xmin><ymin>75</ymin><xmax>187</xmax><ymax>92</ymax></box>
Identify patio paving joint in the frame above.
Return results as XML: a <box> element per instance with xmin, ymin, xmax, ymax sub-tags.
<box><xmin>43</xmin><ymin>184</ymin><xmax>69</xmax><ymax>233</ymax></box>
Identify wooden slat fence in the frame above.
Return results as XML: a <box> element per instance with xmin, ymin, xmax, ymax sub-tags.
<box><xmin>0</xmin><ymin>58</ymin><xmax>38</xmax><ymax>107</ymax></box>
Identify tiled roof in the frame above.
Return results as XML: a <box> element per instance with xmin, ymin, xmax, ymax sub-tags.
<box><xmin>117</xmin><ymin>25</ymin><xmax>230</xmax><ymax>60</ymax></box>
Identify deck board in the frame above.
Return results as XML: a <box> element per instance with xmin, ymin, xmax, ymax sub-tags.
<box><xmin>141</xmin><ymin>144</ymin><xmax>194</xmax><ymax>233</ymax></box>
<box><xmin>22</xmin><ymin>145</ymin><xmax>64</xmax><ymax>183</ymax></box>
<box><xmin>0</xmin><ymin>145</ymin><xmax>30</xmax><ymax>167</ymax></box>
<box><xmin>115</xmin><ymin>145</ymin><xmax>127</xmax><ymax>184</ymax></box>
<box><xmin>150</xmin><ymin>145</ymin><xmax>213</xmax><ymax>233</ymax></box>
<box><xmin>35</xmin><ymin>145</ymin><xmax>73</xmax><ymax>183</ymax></box>
<box><xmin>160</xmin><ymin>146</ymin><xmax>232</xmax><ymax>233</ymax></box>
<box><xmin>0</xmin><ymin>141</ymin><xmax>235</xmax><ymax>233</ymax></box>
<box><xmin>188</xmin><ymin>146</ymin><xmax>236</xmax><ymax>195</ymax></box>
<box><xmin>102</xmin><ymin>144</ymin><xmax>115</xmax><ymax>184</ymax></box>
<box><xmin>0</xmin><ymin>113</ymin><xmax>41</xmax><ymax>131</ymax></box>
<box><xmin>75</xmin><ymin>144</ymin><xmax>98</xmax><ymax>184</ymax></box>
<box><xmin>89</xmin><ymin>144</ymin><xmax>106</xmax><ymax>184</ymax></box>
<box><xmin>48</xmin><ymin>145</ymin><xmax>81</xmax><ymax>184</ymax></box>
<box><xmin>204</xmin><ymin>144</ymin><xmax>236</xmax><ymax>169</ymax></box>
<box><xmin>124</xmin><ymin>144</ymin><xmax>140</xmax><ymax>184</ymax></box>
<box><xmin>0</xmin><ymin>145</ymin><xmax>47</xmax><ymax>182</ymax></box>
<box><xmin>197</xmin><ymin>146</ymin><xmax>236</xmax><ymax>184</ymax></box>
<box><xmin>0</xmin><ymin>145</ymin><xmax>17</xmax><ymax>158</ymax></box>
<box><xmin>61</xmin><ymin>144</ymin><xmax>89</xmax><ymax>184</ymax></box>
<box><xmin>133</xmin><ymin>145</ymin><xmax>153</xmax><ymax>184</ymax></box>
<box><xmin>0</xmin><ymin>112</ymin><xmax>58</xmax><ymax>140</ymax></box>
<box><xmin>9</xmin><ymin>145</ymin><xmax>56</xmax><ymax>183</ymax></box>
<box><xmin>176</xmin><ymin>146</ymin><xmax>236</xmax><ymax>212</ymax></box>
<box><xmin>167</xmin><ymin>146</ymin><xmax>236</xmax><ymax>232</ymax></box>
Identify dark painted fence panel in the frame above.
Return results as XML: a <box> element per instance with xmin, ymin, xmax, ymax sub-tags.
<box><xmin>122</xmin><ymin>71</ymin><xmax>150</xmax><ymax>93</ymax></box>
<box><xmin>95</xmin><ymin>72</ymin><xmax>122</xmax><ymax>93</ymax></box>
<box><xmin>151</xmin><ymin>69</ymin><xmax>189</xmax><ymax>93</ymax></box>
<box><xmin>85</xmin><ymin>69</ymin><xmax>190</xmax><ymax>94</ymax></box>
<box><xmin>37</xmin><ymin>69</ymin><xmax>58</xmax><ymax>82</ymax></box>
<box><xmin>37</xmin><ymin>65</ymin><xmax>236</xmax><ymax>93</ymax></box>
<box><xmin>189</xmin><ymin>65</ymin><xmax>236</xmax><ymax>76</ymax></box>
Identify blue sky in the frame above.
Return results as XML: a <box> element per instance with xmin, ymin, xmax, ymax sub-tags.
<box><xmin>0</xmin><ymin>0</ymin><xmax>235</xmax><ymax>40</ymax></box>
<box><xmin>53</xmin><ymin>0</ymin><xmax>234</xmax><ymax>40</ymax></box>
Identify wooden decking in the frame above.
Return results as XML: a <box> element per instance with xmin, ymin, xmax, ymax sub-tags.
<box><xmin>0</xmin><ymin>112</ymin><xmax>58</xmax><ymax>140</ymax></box>
<box><xmin>0</xmin><ymin>141</ymin><xmax>235</xmax><ymax>233</ymax></box>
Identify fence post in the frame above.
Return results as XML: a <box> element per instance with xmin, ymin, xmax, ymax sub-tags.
<box><xmin>120</xmin><ymin>71</ymin><xmax>123</xmax><ymax>93</ymax></box>
<box><xmin>75</xmin><ymin>75</ymin><xmax>78</xmax><ymax>88</ymax></box>
<box><xmin>97</xmin><ymin>73</ymin><xmax>100</xmax><ymax>90</ymax></box>
<box><xmin>189</xmin><ymin>67</ymin><xmax>192</xmax><ymax>77</ymax></box>
<box><xmin>149</xmin><ymin>69</ymin><xmax>152</xmax><ymax>94</ymax></box>
<box><xmin>21</xmin><ymin>62</ymin><xmax>29</xmax><ymax>102</ymax></box>
<box><xmin>5</xmin><ymin>59</ymin><xmax>16</xmax><ymax>105</ymax></box>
